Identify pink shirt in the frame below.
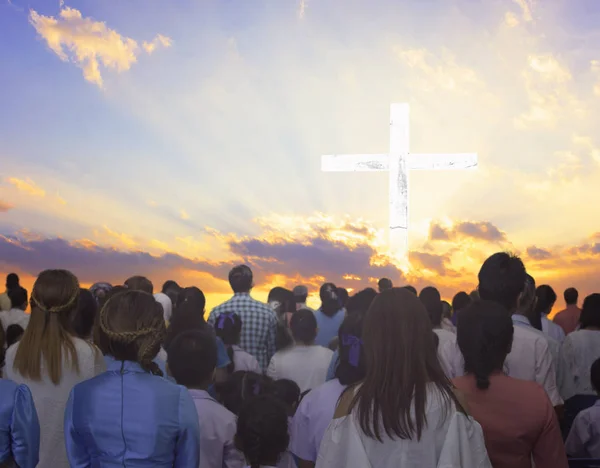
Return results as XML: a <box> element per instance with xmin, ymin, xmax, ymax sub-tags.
<box><xmin>453</xmin><ymin>373</ymin><xmax>567</xmax><ymax>468</ymax></box>
<box><xmin>553</xmin><ymin>305</ymin><xmax>581</xmax><ymax>335</ymax></box>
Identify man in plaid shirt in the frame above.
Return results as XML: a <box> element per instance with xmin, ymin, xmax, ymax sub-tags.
<box><xmin>208</xmin><ymin>265</ymin><xmax>277</xmax><ymax>370</ymax></box>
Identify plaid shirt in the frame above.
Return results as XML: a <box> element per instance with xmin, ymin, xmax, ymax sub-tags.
<box><xmin>208</xmin><ymin>293</ymin><xmax>277</xmax><ymax>370</ymax></box>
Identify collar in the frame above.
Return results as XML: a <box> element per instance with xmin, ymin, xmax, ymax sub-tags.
<box><xmin>188</xmin><ymin>389</ymin><xmax>215</xmax><ymax>402</ymax></box>
<box><xmin>512</xmin><ymin>314</ymin><xmax>532</xmax><ymax>327</ymax></box>
<box><xmin>233</xmin><ymin>292</ymin><xmax>250</xmax><ymax>297</ymax></box>
<box><xmin>106</xmin><ymin>359</ymin><xmax>148</xmax><ymax>373</ymax></box>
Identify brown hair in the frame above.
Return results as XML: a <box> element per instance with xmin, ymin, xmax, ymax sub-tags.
<box><xmin>13</xmin><ymin>269</ymin><xmax>81</xmax><ymax>384</ymax></box>
<box><xmin>95</xmin><ymin>290</ymin><xmax>165</xmax><ymax>376</ymax></box>
<box><xmin>124</xmin><ymin>276</ymin><xmax>154</xmax><ymax>294</ymax></box>
<box><xmin>349</xmin><ymin>288</ymin><xmax>464</xmax><ymax>442</ymax></box>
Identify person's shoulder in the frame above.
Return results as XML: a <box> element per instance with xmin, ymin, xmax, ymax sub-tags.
<box><xmin>0</xmin><ymin>377</ymin><xmax>19</xmax><ymax>395</ymax></box>
<box><xmin>316</xmin><ymin>346</ymin><xmax>334</xmax><ymax>358</ymax></box>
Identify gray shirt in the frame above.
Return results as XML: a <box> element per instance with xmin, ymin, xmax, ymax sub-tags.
<box><xmin>4</xmin><ymin>337</ymin><xmax>106</xmax><ymax>468</ymax></box>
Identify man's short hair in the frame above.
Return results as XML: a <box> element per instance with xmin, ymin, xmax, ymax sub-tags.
<box><xmin>378</xmin><ymin>278</ymin><xmax>393</xmax><ymax>291</ymax></box>
<box><xmin>564</xmin><ymin>287</ymin><xmax>578</xmax><ymax>306</ymax></box>
<box><xmin>124</xmin><ymin>276</ymin><xmax>154</xmax><ymax>294</ymax></box>
<box><xmin>167</xmin><ymin>330</ymin><xmax>217</xmax><ymax>388</ymax></box>
<box><xmin>478</xmin><ymin>252</ymin><xmax>526</xmax><ymax>311</ymax></box>
<box><xmin>292</xmin><ymin>285</ymin><xmax>308</xmax><ymax>303</ymax></box>
<box><xmin>8</xmin><ymin>286</ymin><xmax>28</xmax><ymax>309</ymax></box>
<box><xmin>228</xmin><ymin>265</ymin><xmax>253</xmax><ymax>293</ymax></box>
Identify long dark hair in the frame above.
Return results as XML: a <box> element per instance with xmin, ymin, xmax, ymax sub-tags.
<box><xmin>335</xmin><ymin>311</ymin><xmax>366</xmax><ymax>385</ymax></box>
<box><xmin>320</xmin><ymin>283</ymin><xmax>341</xmax><ymax>317</ymax></box>
<box><xmin>457</xmin><ymin>300</ymin><xmax>514</xmax><ymax>390</ymax></box>
<box><xmin>215</xmin><ymin>312</ymin><xmax>242</xmax><ymax>374</ymax></box>
<box><xmin>580</xmin><ymin>294</ymin><xmax>600</xmax><ymax>330</ymax></box>
<box><xmin>350</xmin><ymin>288</ymin><xmax>463</xmax><ymax>442</ymax></box>
<box><xmin>533</xmin><ymin>285</ymin><xmax>557</xmax><ymax>331</ymax></box>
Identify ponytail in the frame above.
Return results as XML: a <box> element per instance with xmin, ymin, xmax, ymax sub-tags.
<box><xmin>226</xmin><ymin>345</ymin><xmax>235</xmax><ymax>374</ymax></box>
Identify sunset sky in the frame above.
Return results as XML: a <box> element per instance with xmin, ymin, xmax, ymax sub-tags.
<box><xmin>1</xmin><ymin>0</ymin><xmax>599</xmax><ymax>312</ymax></box>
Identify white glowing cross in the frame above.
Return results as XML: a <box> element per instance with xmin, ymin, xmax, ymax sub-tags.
<box><xmin>322</xmin><ymin>103</ymin><xmax>478</xmax><ymax>265</ymax></box>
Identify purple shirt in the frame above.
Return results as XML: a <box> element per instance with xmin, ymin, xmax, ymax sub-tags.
<box><xmin>289</xmin><ymin>379</ymin><xmax>346</xmax><ymax>462</ymax></box>
<box><xmin>566</xmin><ymin>400</ymin><xmax>600</xmax><ymax>459</ymax></box>
<box><xmin>188</xmin><ymin>389</ymin><xmax>245</xmax><ymax>468</ymax></box>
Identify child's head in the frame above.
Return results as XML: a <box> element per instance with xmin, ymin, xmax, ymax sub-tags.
<box><xmin>219</xmin><ymin>371</ymin><xmax>274</xmax><ymax>416</ymax></box>
<box><xmin>215</xmin><ymin>312</ymin><xmax>242</xmax><ymax>374</ymax></box>
<box><xmin>235</xmin><ymin>395</ymin><xmax>290</xmax><ymax>468</ymax></box>
<box><xmin>290</xmin><ymin>308</ymin><xmax>318</xmax><ymax>345</ymax></box>
<box><xmin>167</xmin><ymin>330</ymin><xmax>217</xmax><ymax>389</ymax></box>
<box><xmin>272</xmin><ymin>379</ymin><xmax>301</xmax><ymax>416</ymax></box>
<box><xmin>591</xmin><ymin>358</ymin><xmax>600</xmax><ymax>394</ymax></box>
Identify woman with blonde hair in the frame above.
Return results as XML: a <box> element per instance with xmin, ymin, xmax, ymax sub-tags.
<box><xmin>4</xmin><ymin>269</ymin><xmax>105</xmax><ymax>468</ymax></box>
<box><xmin>64</xmin><ymin>289</ymin><xmax>200</xmax><ymax>466</ymax></box>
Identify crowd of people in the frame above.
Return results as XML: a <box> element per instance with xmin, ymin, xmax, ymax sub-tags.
<box><xmin>0</xmin><ymin>252</ymin><xmax>599</xmax><ymax>468</ymax></box>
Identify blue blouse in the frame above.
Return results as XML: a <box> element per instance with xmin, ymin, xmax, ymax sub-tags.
<box><xmin>0</xmin><ymin>379</ymin><xmax>40</xmax><ymax>468</ymax></box>
<box><xmin>64</xmin><ymin>360</ymin><xmax>200</xmax><ymax>467</ymax></box>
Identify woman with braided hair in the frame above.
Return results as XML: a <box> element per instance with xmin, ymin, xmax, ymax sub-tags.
<box><xmin>453</xmin><ymin>300</ymin><xmax>567</xmax><ymax>468</ymax></box>
<box><xmin>64</xmin><ymin>289</ymin><xmax>200</xmax><ymax>467</ymax></box>
<box><xmin>4</xmin><ymin>269</ymin><xmax>105</xmax><ymax>468</ymax></box>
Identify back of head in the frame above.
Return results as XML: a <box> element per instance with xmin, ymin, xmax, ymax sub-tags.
<box><xmin>591</xmin><ymin>358</ymin><xmax>600</xmax><ymax>394</ymax></box>
<box><xmin>267</xmin><ymin>287</ymin><xmax>294</xmax><ymax>316</ymax></box>
<box><xmin>235</xmin><ymin>395</ymin><xmax>290</xmax><ymax>468</ymax></box>
<box><xmin>96</xmin><ymin>290</ymin><xmax>165</xmax><ymax>376</ymax></box>
<box><xmin>534</xmin><ymin>285</ymin><xmax>557</xmax><ymax>316</ymax></box>
<box><xmin>290</xmin><ymin>308</ymin><xmax>318</xmax><ymax>344</ymax></box>
<box><xmin>337</xmin><ymin>288</ymin><xmax>349</xmax><ymax>307</ymax></box>
<box><xmin>457</xmin><ymin>300</ymin><xmax>514</xmax><ymax>390</ymax></box>
<box><xmin>124</xmin><ymin>276</ymin><xmax>154</xmax><ymax>294</ymax></box>
<box><xmin>6</xmin><ymin>273</ymin><xmax>19</xmax><ymax>290</ymax></box>
<box><xmin>71</xmin><ymin>288</ymin><xmax>98</xmax><ymax>340</ymax></box>
<box><xmin>564</xmin><ymin>287</ymin><xmax>579</xmax><ymax>306</ymax></box>
<box><xmin>403</xmin><ymin>285</ymin><xmax>417</xmax><ymax>295</ymax></box>
<box><xmin>229</xmin><ymin>265</ymin><xmax>253</xmax><ymax>293</ymax></box>
<box><xmin>353</xmin><ymin>288</ymin><xmax>459</xmax><ymax>442</ymax></box>
<box><xmin>346</xmin><ymin>288</ymin><xmax>377</xmax><ymax>316</ymax></box>
<box><xmin>90</xmin><ymin>282</ymin><xmax>112</xmax><ymax>304</ymax></box>
<box><xmin>164</xmin><ymin>302</ymin><xmax>207</xmax><ymax>351</ymax></box>
<box><xmin>378</xmin><ymin>278</ymin><xmax>393</xmax><ymax>292</ymax></box>
<box><xmin>478</xmin><ymin>252</ymin><xmax>526</xmax><ymax>311</ymax></box>
<box><xmin>580</xmin><ymin>294</ymin><xmax>600</xmax><ymax>330</ymax></box>
<box><xmin>336</xmin><ymin>310</ymin><xmax>366</xmax><ymax>386</ymax></box>
<box><xmin>6</xmin><ymin>324</ymin><xmax>24</xmax><ymax>348</ymax></box>
<box><xmin>8</xmin><ymin>286</ymin><xmax>28</xmax><ymax>310</ymax></box>
<box><xmin>419</xmin><ymin>286</ymin><xmax>443</xmax><ymax>327</ymax></box>
<box><xmin>320</xmin><ymin>283</ymin><xmax>340</xmax><ymax>317</ymax></box>
<box><xmin>215</xmin><ymin>312</ymin><xmax>242</xmax><ymax>374</ymax></box>
<box><xmin>14</xmin><ymin>269</ymin><xmax>80</xmax><ymax>384</ymax></box>
<box><xmin>220</xmin><ymin>371</ymin><xmax>274</xmax><ymax>416</ymax></box>
<box><xmin>452</xmin><ymin>292</ymin><xmax>472</xmax><ymax>314</ymax></box>
<box><xmin>519</xmin><ymin>275</ymin><xmax>538</xmax><ymax>330</ymax></box>
<box><xmin>167</xmin><ymin>329</ymin><xmax>216</xmax><ymax>388</ymax></box>
<box><xmin>292</xmin><ymin>285</ymin><xmax>308</xmax><ymax>304</ymax></box>
<box><xmin>272</xmin><ymin>379</ymin><xmax>301</xmax><ymax>415</ymax></box>
<box><xmin>175</xmin><ymin>286</ymin><xmax>206</xmax><ymax>312</ymax></box>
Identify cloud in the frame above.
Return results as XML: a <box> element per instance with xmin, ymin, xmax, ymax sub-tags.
<box><xmin>592</xmin><ymin>60</ymin><xmax>600</xmax><ymax>97</ymax></box>
<box><xmin>56</xmin><ymin>194</ymin><xmax>67</xmax><ymax>205</ymax></box>
<box><xmin>142</xmin><ymin>34</ymin><xmax>173</xmax><ymax>54</ymax></box>
<box><xmin>504</xmin><ymin>11</ymin><xmax>520</xmax><ymax>28</ymax></box>
<box><xmin>429</xmin><ymin>220</ymin><xmax>507</xmax><ymax>243</ymax></box>
<box><xmin>180</xmin><ymin>209</ymin><xmax>190</xmax><ymax>220</ymax></box>
<box><xmin>298</xmin><ymin>0</ymin><xmax>306</xmax><ymax>19</ymax></box>
<box><xmin>526</xmin><ymin>245</ymin><xmax>553</xmax><ymax>260</ymax></box>
<box><xmin>512</xmin><ymin>0</ymin><xmax>534</xmax><ymax>22</ymax></box>
<box><xmin>29</xmin><ymin>7</ymin><xmax>171</xmax><ymax>88</ymax></box>
<box><xmin>7</xmin><ymin>177</ymin><xmax>46</xmax><ymax>197</ymax></box>
<box><xmin>409</xmin><ymin>251</ymin><xmax>452</xmax><ymax>276</ymax></box>
<box><xmin>0</xmin><ymin>201</ymin><xmax>14</xmax><ymax>212</ymax></box>
<box><xmin>95</xmin><ymin>225</ymin><xmax>138</xmax><ymax>250</ymax></box>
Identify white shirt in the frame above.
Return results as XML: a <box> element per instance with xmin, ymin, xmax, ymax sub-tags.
<box><xmin>315</xmin><ymin>385</ymin><xmax>492</xmax><ymax>468</ymax></box>
<box><xmin>542</xmin><ymin>316</ymin><xmax>566</xmax><ymax>343</ymax></box>
<box><xmin>231</xmin><ymin>345</ymin><xmax>261</xmax><ymax>373</ymax></box>
<box><xmin>566</xmin><ymin>400</ymin><xmax>600</xmax><ymax>458</ymax></box>
<box><xmin>267</xmin><ymin>345</ymin><xmax>333</xmax><ymax>393</ymax></box>
<box><xmin>559</xmin><ymin>329</ymin><xmax>600</xmax><ymax>400</ymax></box>
<box><xmin>0</xmin><ymin>308</ymin><xmax>30</xmax><ymax>331</ymax></box>
<box><xmin>448</xmin><ymin>316</ymin><xmax>562</xmax><ymax>406</ymax></box>
<box><xmin>434</xmin><ymin>328</ymin><xmax>456</xmax><ymax>378</ymax></box>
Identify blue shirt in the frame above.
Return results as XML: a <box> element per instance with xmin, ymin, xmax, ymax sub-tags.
<box><xmin>0</xmin><ymin>380</ymin><xmax>40</xmax><ymax>468</ymax></box>
<box><xmin>314</xmin><ymin>308</ymin><xmax>345</xmax><ymax>348</ymax></box>
<box><xmin>64</xmin><ymin>360</ymin><xmax>200</xmax><ymax>467</ymax></box>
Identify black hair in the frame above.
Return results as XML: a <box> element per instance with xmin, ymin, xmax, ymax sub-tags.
<box><xmin>564</xmin><ymin>287</ymin><xmax>579</xmax><ymax>306</ymax></box>
<box><xmin>219</xmin><ymin>371</ymin><xmax>274</xmax><ymax>416</ymax></box>
<box><xmin>335</xmin><ymin>310</ymin><xmax>366</xmax><ymax>386</ymax></box>
<box><xmin>214</xmin><ymin>312</ymin><xmax>242</xmax><ymax>374</ymax></box>
<box><xmin>591</xmin><ymin>358</ymin><xmax>600</xmax><ymax>394</ymax></box>
<box><xmin>580</xmin><ymin>294</ymin><xmax>600</xmax><ymax>330</ymax></box>
<box><xmin>162</xmin><ymin>280</ymin><xmax>182</xmax><ymax>307</ymax></box>
<box><xmin>164</xmin><ymin>304</ymin><xmax>208</xmax><ymax>351</ymax></box>
<box><xmin>124</xmin><ymin>276</ymin><xmax>154</xmax><ymax>294</ymax></box>
<box><xmin>452</xmin><ymin>292</ymin><xmax>472</xmax><ymax>314</ymax></box>
<box><xmin>403</xmin><ymin>285</ymin><xmax>417</xmax><ymax>295</ymax></box>
<box><xmin>478</xmin><ymin>252</ymin><xmax>526</xmax><ymax>311</ymax></box>
<box><xmin>378</xmin><ymin>278</ymin><xmax>393</xmax><ymax>292</ymax></box>
<box><xmin>457</xmin><ymin>300</ymin><xmax>514</xmax><ymax>390</ymax></box>
<box><xmin>8</xmin><ymin>286</ymin><xmax>27</xmax><ymax>309</ymax></box>
<box><xmin>71</xmin><ymin>288</ymin><xmax>98</xmax><ymax>339</ymax></box>
<box><xmin>235</xmin><ymin>396</ymin><xmax>290</xmax><ymax>468</ymax></box>
<box><xmin>229</xmin><ymin>265</ymin><xmax>253</xmax><ymax>293</ymax></box>
<box><xmin>6</xmin><ymin>324</ymin><xmax>24</xmax><ymax>348</ymax></box>
<box><xmin>272</xmin><ymin>379</ymin><xmax>301</xmax><ymax>416</ymax></box>
<box><xmin>346</xmin><ymin>288</ymin><xmax>377</xmax><ymax>315</ymax></box>
<box><xmin>6</xmin><ymin>273</ymin><xmax>19</xmax><ymax>290</ymax></box>
<box><xmin>337</xmin><ymin>288</ymin><xmax>349</xmax><ymax>307</ymax></box>
<box><xmin>419</xmin><ymin>286</ymin><xmax>443</xmax><ymax>327</ymax></box>
<box><xmin>533</xmin><ymin>285</ymin><xmax>557</xmax><ymax>331</ymax></box>
<box><xmin>167</xmin><ymin>330</ymin><xmax>217</xmax><ymax>388</ymax></box>
<box><xmin>290</xmin><ymin>308</ymin><xmax>317</xmax><ymax>344</ymax></box>
<box><xmin>175</xmin><ymin>287</ymin><xmax>206</xmax><ymax>312</ymax></box>
<box><xmin>432</xmin><ymin>331</ymin><xmax>440</xmax><ymax>351</ymax></box>
<box><xmin>320</xmin><ymin>283</ymin><xmax>341</xmax><ymax>317</ymax></box>
<box><xmin>267</xmin><ymin>287</ymin><xmax>295</xmax><ymax>317</ymax></box>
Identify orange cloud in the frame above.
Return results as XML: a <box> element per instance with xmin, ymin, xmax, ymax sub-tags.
<box><xmin>0</xmin><ymin>200</ymin><xmax>13</xmax><ymax>212</ymax></box>
<box><xmin>429</xmin><ymin>220</ymin><xmax>507</xmax><ymax>243</ymax></box>
<box><xmin>97</xmin><ymin>226</ymin><xmax>138</xmax><ymax>249</ymax></box>
<box><xmin>180</xmin><ymin>209</ymin><xmax>190</xmax><ymax>220</ymax></box>
<box><xmin>7</xmin><ymin>177</ymin><xmax>46</xmax><ymax>197</ymax></box>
